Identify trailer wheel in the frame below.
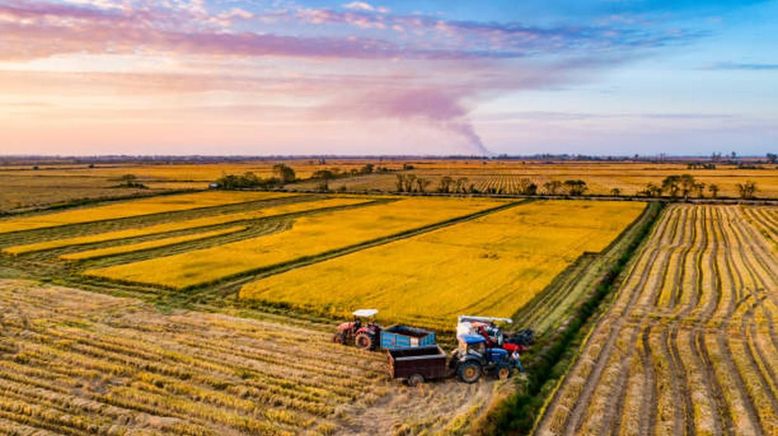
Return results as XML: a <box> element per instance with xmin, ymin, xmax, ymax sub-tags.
<box><xmin>457</xmin><ymin>361</ymin><xmax>482</xmax><ymax>384</ymax></box>
<box><xmin>354</xmin><ymin>333</ymin><xmax>374</xmax><ymax>350</ymax></box>
<box><xmin>407</xmin><ymin>374</ymin><xmax>424</xmax><ymax>387</ymax></box>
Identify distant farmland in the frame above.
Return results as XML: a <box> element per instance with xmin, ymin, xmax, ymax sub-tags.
<box><xmin>1</xmin><ymin>160</ymin><xmax>776</xmax><ymax>434</ymax></box>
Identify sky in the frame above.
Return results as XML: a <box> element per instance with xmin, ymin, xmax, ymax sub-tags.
<box><xmin>0</xmin><ymin>0</ymin><xmax>776</xmax><ymax>156</ymax></box>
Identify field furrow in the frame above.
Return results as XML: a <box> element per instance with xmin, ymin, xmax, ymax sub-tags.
<box><xmin>537</xmin><ymin>204</ymin><xmax>778</xmax><ymax>435</ymax></box>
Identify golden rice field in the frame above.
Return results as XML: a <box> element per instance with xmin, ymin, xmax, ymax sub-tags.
<box><xmin>0</xmin><ymin>191</ymin><xmax>293</xmax><ymax>234</ymax></box>
<box><xmin>3</xmin><ymin>196</ymin><xmax>369</xmax><ymax>255</ymax></box>
<box><xmin>84</xmin><ymin>197</ymin><xmax>508</xmax><ymax>289</ymax></box>
<box><xmin>537</xmin><ymin>204</ymin><xmax>778</xmax><ymax>435</ymax></box>
<box><xmin>240</xmin><ymin>201</ymin><xmax>645</xmax><ymax>329</ymax></box>
<box><xmin>0</xmin><ymin>280</ymin><xmax>504</xmax><ymax>434</ymax></box>
<box><xmin>60</xmin><ymin>226</ymin><xmax>248</xmax><ymax>260</ymax></box>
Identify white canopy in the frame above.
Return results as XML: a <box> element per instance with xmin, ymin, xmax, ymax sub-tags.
<box><xmin>353</xmin><ymin>309</ymin><xmax>378</xmax><ymax>317</ymax></box>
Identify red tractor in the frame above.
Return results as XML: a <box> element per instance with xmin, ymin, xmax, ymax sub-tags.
<box><xmin>333</xmin><ymin>309</ymin><xmax>382</xmax><ymax>350</ymax></box>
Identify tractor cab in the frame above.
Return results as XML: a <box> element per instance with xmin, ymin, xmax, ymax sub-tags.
<box><xmin>332</xmin><ymin>309</ymin><xmax>381</xmax><ymax>350</ymax></box>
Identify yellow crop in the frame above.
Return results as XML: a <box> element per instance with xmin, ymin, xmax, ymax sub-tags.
<box><xmin>240</xmin><ymin>201</ymin><xmax>645</xmax><ymax>329</ymax></box>
<box><xmin>61</xmin><ymin>226</ymin><xmax>247</xmax><ymax>260</ymax></box>
<box><xmin>4</xmin><ymin>197</ymin><xmax>370</xmax><ymax>254</ymax></box>
<box><xmin>85</xmin><ymin>197</ymin><xmax>507</xmax><ymax>289</ymax></box>
<box><xmin>0</xmin><ymin>191</ymin><xmax>294</xmax><ymax>234</ymax></box>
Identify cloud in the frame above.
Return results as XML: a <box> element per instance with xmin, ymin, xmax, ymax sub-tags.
<box><xmin>0</xmin><ymin>0</ymin><xmax>723</xmax><ymax>155</ymax></box>
<box><xmin>704</xmin><ymin>62</ymin><xmax>778</xmax><ymax>71</ymax></box>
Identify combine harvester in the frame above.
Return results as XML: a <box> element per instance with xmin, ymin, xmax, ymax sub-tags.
<box><xmin>335</xmin><ymin>311</ymin><xmax>533</xmax><ymax>386</ymax></box>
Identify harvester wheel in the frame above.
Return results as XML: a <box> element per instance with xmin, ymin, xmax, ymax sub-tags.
<box><xmin>407</xmin><ymin>374</ymin><xmax>424</xmax><ymax>387</ymax></box>
<box><xmin>457</xmin><ymin>361</ymin><xmax>482</xmax><ymax>384</ymax></box>
<box><xmin>354</xmin><ymin>333</ymin><xmax>374</xmax><ymax>350</ymax></box>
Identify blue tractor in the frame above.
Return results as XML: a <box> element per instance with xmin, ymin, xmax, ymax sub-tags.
<box><xmin>450</xmin><ymin>334</ymin><xmax>521</xmax><ymax>383</ymax></box>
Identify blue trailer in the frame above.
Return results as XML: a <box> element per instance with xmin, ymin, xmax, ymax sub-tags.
<box><xmin>333</xmin><ymin>309</ymin><xmax>436</xmax><ymax>351</ymax></box>
<box><xmin>380</xmin><ymin>325</ymin><xmax>436</xmax><ymax>350</ymax></box>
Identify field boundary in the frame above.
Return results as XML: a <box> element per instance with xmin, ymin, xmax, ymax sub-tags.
<box><xmin>477</xmin><ymin>201</ymin><xmax>665</xmax><ymax>434</ymax></box>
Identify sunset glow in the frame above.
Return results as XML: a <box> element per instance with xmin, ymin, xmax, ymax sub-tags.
<box><xmin>1</xmin><ymin>0</ymin><xmax>776</xmax><ymax>155</ymax></box>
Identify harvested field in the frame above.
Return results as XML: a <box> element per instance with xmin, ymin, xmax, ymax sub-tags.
<box><xmin>240</xmin><ymin>201</ymin><xmax>645</xmax><ymax>329</ymax></box>
<box><xmin>0</xmin><ymin>191</ymin><xmax>294</xmax><ymax>234</ymax></box>
<box><xmin>537</xmin><ymin>204</ymin><xmax>778</xmax><ymax>435</ymax></box>
<box><xmin>85</xmin><ymin>197</ymin><xmax>508</xmax><ymax>289</ymax></box>
<box><xmin>0</xmin><ymin>280</ymin><xmax>502</xmax><ymax>435</ymax></box>
<box><xmin>290</xmin><ymin>161</ymin><xmax>778</xmax><ymax>198</ymax></box>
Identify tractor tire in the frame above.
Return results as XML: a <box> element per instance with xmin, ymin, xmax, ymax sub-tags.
<box><xmin>354</xmin><ymin>332</ymin><xmax>374</xmax><ymax>350</ymax></box>
<box><xmin>496</xmin><ymin>365</ymin><xmax>512</xmax><ymax>380</ymax></box>
<box><xmin>407</xmin><ymin>374</ymin><xmax>424</xmax><ymax>387</ymax></box>
<box><xmin>457</xmin><ymin>361</ymin><xmax>482</xmax><ymax>384</ymax></box>
<box><xmin>332</xmin><ymin>333</ymin><xmax>345</xmax><ymax>344</ymax></box>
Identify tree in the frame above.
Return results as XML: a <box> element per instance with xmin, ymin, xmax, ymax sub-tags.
<box><xmin>679</xmin><ymin>174</ymin><xmax>696</xmax><ymax>199</ymax></box>
<box><xmin>543</xmin><ymin>180</ymin><xmax>562</xmax><ymax>195</ymax></box>
<box><xmin>693</xmin><ymin>182</ymin><xmax>706</xmax><ymax>198</ymax></box>
<box><xmin>517</xmin><ymin>178</ymin><xmax>537</xmax><ymax>195</ymax></box>
<box><xmin>736</xmin><ymin>180</ymin><xmax>757</xmax><ymax>199</ymax></box>
<box><xmin>272</xmin><ymin>163</ymin><xmax>296</xmax><ymax>184</ymax></box>
<box><xmin>661</xmin><ymin>175</ymin><xmax>681</xmax><ymax>197</ymax></box>
<box><xmin>438</xmin><ymin>176</ymin><xmax>453</xmax><ymax>193</ymax></box>
<box><xmin>395</xmin><ymin>174</ymin><xmax>405</xmax><ymax>192</ymax></box>
<box><xmin>404</xmin><ymin>174</ymin><xmax>417</xmax><ymax>192</ymax></box>
<box><xmin>361</xmin><ymin>163</ymin><xmax>374</xmax><ymax>174</ymax></box>
<box><xmin>415</xmin><ymin>177</ymin><xmax>431</xmax><ymax>193</ymax></box>
<box><xmin>454</xmin><ymin>177</ymin><xmax>469</xmax><ymax>193</ymax></box>
<box><xmin>312</xmin><ymin>169</ymin><xmax>335</xmax><ymax>192</ymax></box>
<box><xmin>640</xmin><ymin>183</ymin><xmax>662</xmax><ymax>197</ymax></box>
<box><xmin>610</xmin><ymin>188</ymin><xmax>622</xmax><ymax>196</ymax></box>
<box><xmin>708</xmin><ymin>184</ymin><xmax>720</xmax><ymax>198</ymax></box>
<box><xmin>563</xmin><ymin>179</ymin><xmax>587</xmax><ymax>196</ymax></box>
<box><xmin>767</xmin><ymin>153</ymin><xmax>778</xmax><ymax>164</ymax></box>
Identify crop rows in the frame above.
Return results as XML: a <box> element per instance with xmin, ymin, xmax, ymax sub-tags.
<box><xmin>537</xmin><ymin>204</ymin><xmax>778</xmax><ymax>435</ymax></box>
<box><xmin>0</xmin><ymin>281</ymin><xmax>390</xmax><ymax>434</ymax></box>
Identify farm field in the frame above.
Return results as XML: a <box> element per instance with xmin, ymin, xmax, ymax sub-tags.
<box><xmin>290</xmin><ymin>161</ymin><xmax>778</xmax><ymax>198</ymax></box>
<box><xmin>2</xmin><ymin>196</ymin><xmax>370</xmax><ymax>255</ymax></box>
<box><xmin>0</xmin><ymin>191</ymin><xmax>293</xmax><ymax>234</ymax></box>
<box><xmin>240</xmin><ymin>201</ymin><xmax>645</xmax><ymax>329</ymax></box>
<box><xmin>536</xmin><ymin>204</ymin><xmax>778</xmax><ymax>435</ymax></box>
<box><xmin>4</xmin><ymin>160</ymin><xmax>777</xmax><ymax>214</ymax></box>
<box><xmin>0</xmin><ymin>160</ymin><xmax>404</xmax><ymax>212</ymax></box>
<box><xmin>84</xmin><ymin>197</ymin><xmax>508</xmax><ymax>289</ymax></box>
<box><xmin>0</xmin><ymin>280</ymin><xmax>502</xmax><ymax>434</ymax></box>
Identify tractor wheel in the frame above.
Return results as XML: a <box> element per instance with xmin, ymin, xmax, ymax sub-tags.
<box><xmin>354</xmin><ymin>333</ymin><xmax>374</xmax><ymax>350</ymax></box>
<box><xmin>496</xmin><ymin>366</ymin><xmax>512</xmax><ymax>380</ymax></box>
<box><xmin>332</xmin><ymin>333</ymin><xmax>345</xmax><ymax>344</ymax></box>
<box><xmin>407</xmin><ymin>374</ymin><xmax>424</xmax><ymax>387</ymax></box>
<box><xmin>457</xmin><ymin>361</ymin><xmax>482</xmax><ymax>384</ymax></box>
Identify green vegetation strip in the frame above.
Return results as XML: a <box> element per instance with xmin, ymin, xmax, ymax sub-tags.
<box><xmin>479</xmin><ymin>201</ymin><xmax>664</xmax><ymax>435</ymax></box>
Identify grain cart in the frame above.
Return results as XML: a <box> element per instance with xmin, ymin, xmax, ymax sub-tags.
<box><xmin>387</xmin><ymin>345</ymin><xmax>448</xmax><ymax>386</ymax></box>
<box><xmin>333</xmin><ymin>309</ymin><xmax>436</xmax><ymax>351</ymax></box>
